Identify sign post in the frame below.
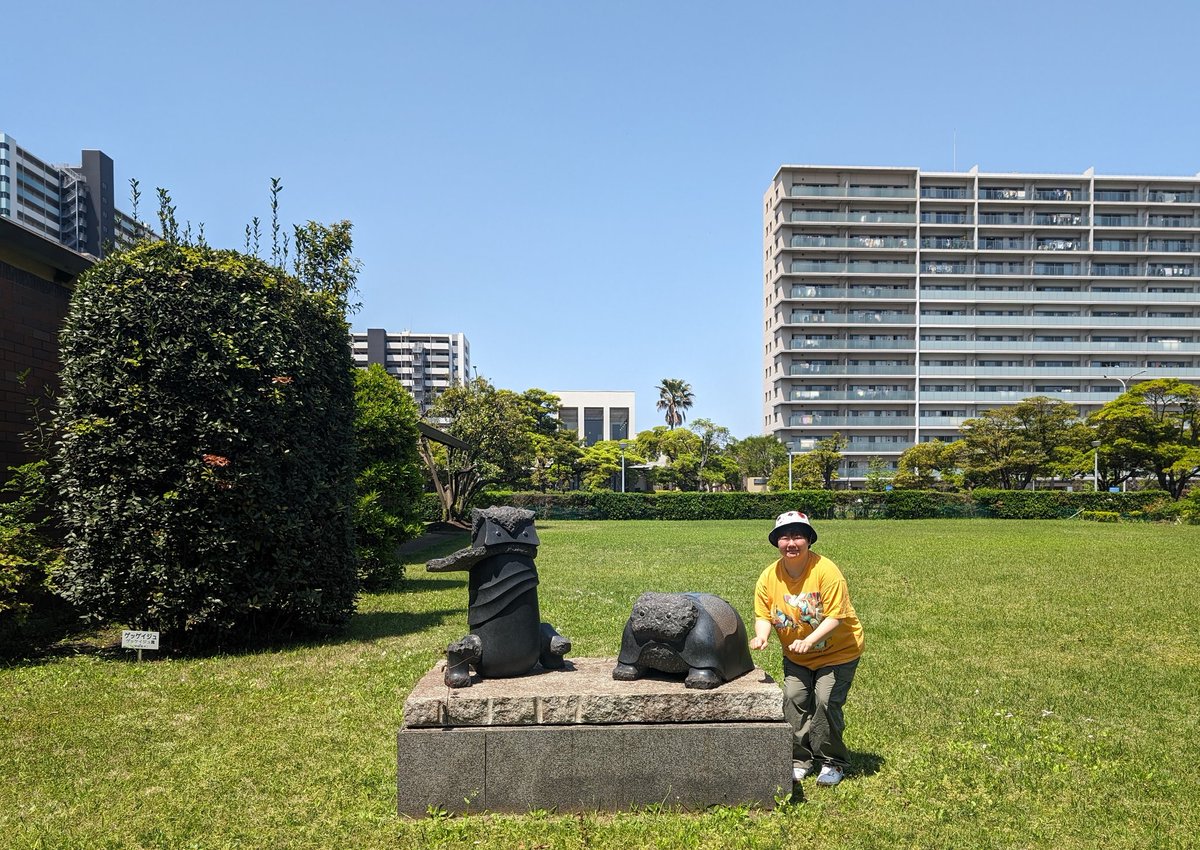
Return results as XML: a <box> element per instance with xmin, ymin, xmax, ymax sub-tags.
<box><xmin>121</xmin><ymin>630</ymin><xmax>160</xmax><ymax>662</ymax></box>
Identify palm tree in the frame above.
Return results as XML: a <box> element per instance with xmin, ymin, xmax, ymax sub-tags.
<box><xmin>656</xmin><ymin>378</ymin><xmax>694</xmax><ymax>429</ymax></box>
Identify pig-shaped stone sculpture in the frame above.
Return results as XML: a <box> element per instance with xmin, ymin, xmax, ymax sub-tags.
<box><xmin>612</xmin><ymin>591</ymin><xmax>754</xmax><ymax>690</ymax></box>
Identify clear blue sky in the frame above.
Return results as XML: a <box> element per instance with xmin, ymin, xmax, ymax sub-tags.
<box><xmin>7</xmin><ymin>0</ymin><xmax>1200</xmax><ymax>438</ymax></box>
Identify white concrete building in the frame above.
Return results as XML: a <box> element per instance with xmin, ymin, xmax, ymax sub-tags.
<box><xmin>553</xmin><ymin>391</ymin><xmax>635</xmax><ymax>446</ymax></box>
<box><xmin>764</xmin><ymin>165</ymin><xmax>1200</xmax><ymax>486</ymax></box>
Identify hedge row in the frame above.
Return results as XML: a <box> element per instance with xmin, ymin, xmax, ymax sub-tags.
<box><xmin>464</xmin><ymin>489</ymin><xmax>1176</xmax><ymax>521</ymax></box>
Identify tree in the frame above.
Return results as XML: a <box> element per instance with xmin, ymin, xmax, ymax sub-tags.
<box><xmin>767</xmin><ymin>452</ymin><xmax>822</xmax><ymax>491</ymax></box>
<box><xmin>578</xmin><ymin>440</ymin><xmax>647</xmax><ymax>491</ymax></box>
<box><xmin>529</xmin><ymin>432</ymin><xmax>583</xmax><ymax>492</ymax></box>
<box><xmin>864</xmin><ymin>456</ymin><xmax>894</xmax><ymax>492</ymax></box>
<box><xmin>53</xmin><ymin>241</ymin><xmax>359</xmax><ymax>649</ymax></box>
<box><xmin>653</xmin><ymin>427</ymin><xmax>704</xmax><ymax>491</ymax></box>
<box><xmin>656</xmin><ymin>378</ymin><xmax>694</xmax><ymax>429</ymax></box>
<box><xmin>732</xmin><ymin>435</ymin><xmax>788</xmax><ymax>484</ymax></box>
<box><xmin>690</xmin><ymin>419</ymin><xmax>734</xmax><ymax>491</ymax></box>
<box><xmin>893</xmin><ymin>440</ymin><xmax>963</xmax><ymax>490</ymax></box>
<box><xmin>959</xmin><ymin>397</ymin><xmax>1085</xmax><ymax>490</ymax></box>
<box><xmin>352</xmin><ymin>365</ymin><xmax>425</xmax><ymax>588</ymax></box>
<box><xmin>421</xmin><ymin>377</ymin><xmax>536</xmax><ymax>522</ymax></box>
<box><xmin>808</xmin><ymin>433</ymin><xmax>848</xmax><ymax>489</ymax></box>
<box><xmin>1089</xmin><ymin>378</ymin><xmax>1200</xmax><ymax>499</ymax></box>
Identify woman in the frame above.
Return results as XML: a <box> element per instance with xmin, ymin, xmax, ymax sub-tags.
<box><xmin>750</xmin><ymin>511</ymin><xmax>864</xmax><ymax>787</ymax></box>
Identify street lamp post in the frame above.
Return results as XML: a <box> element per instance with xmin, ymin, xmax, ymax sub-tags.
<box><xmin>619</xmin><ymin>440</ymin><xmax>627</xmax><ymax>493</ymax></box>
<box><xmin>788</xmin><ymin>451</ymin><xmax>799</xmax><ymax>491</ymax></box>
<box><xmin>1103</xmin><ymin>369</ymin><xmax>1148</xmax><ymax>393</ymax></box>
<box><xmin>1091</xmin><ymin>439</ymin><xmax>1101</xmax><ymax>492</ymax></box>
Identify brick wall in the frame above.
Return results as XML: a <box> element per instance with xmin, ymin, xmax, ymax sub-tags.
<box><xmin>0</xmin><ymin>259</ymin><xmax>72</xmax><ymax>473</ymax></box>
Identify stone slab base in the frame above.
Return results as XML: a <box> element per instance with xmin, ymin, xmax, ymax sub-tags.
<box><xmin>403</xmin><ymin>656</ymin><xmax>785</xmax><ymax>728</ymax></box>
<box><xmin>397</xmin><ymin>722</ymin><xmax>792</xmax><ymax>815</ymax></box>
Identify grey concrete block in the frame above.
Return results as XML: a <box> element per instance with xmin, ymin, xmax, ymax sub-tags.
<box><xmin>397</xmin><ymin>722</ymin><xmax>792</xmax><ymax>815</ymax></box>
<box><xmin>396</xmin><ymin>727</ymin><xmax>486</xmax><ymax>814</ymax></box>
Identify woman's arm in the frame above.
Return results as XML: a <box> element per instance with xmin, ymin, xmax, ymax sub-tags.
<box><xmin>788</xmin><ymin>616</ymin><xmax>841</xmax><ymax>654</ymax></box>
<box><xmin>749</xmin><ymin>617</ymin><xmax>772</xmax><ymax>650</ymax></box>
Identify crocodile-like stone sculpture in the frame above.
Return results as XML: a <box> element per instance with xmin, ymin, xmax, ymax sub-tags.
<box><xmin>427</xmin><ymin>506</ymin><xmax>570</xmax><ymax>688</ymax></box>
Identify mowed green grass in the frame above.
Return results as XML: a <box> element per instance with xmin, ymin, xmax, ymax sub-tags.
<box><xmin>2</xmin><ymin>520</ymin><xmax>1198</xmax><ymax>849</ymax></box>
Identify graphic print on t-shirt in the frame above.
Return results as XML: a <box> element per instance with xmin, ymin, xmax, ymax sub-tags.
<box><xmin>783</xmin><ymin>591</ymin><xmax>828</xmax><ymax>649</ymax></box>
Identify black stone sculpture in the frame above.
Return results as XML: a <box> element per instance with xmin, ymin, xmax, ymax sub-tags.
<box><xmin>427</xmin><ymin>506</ymin><xmax>570</xmax><ymax>688</ymax></box>
<box><xmin>612</xmin><ymin>591</ymin><xmax>754</xmax><ymax>690</ymax></box>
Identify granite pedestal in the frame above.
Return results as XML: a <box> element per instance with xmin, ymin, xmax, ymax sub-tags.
<box><xmin>398</xmin><ymin>657</ymin><xmax>792</xmax><ymax>814</ymax></box>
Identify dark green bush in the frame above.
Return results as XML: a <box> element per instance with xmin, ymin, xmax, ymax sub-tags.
<box><xmin>0</xmin><ymin>462</ymin><xmax>76</xmax><ymax>656</ymax></box>
<box><xmin>477</xmin><ymin>489</ymin><xmax>1161</xmax><ymax>522</ymax></box>
<box><xmin>353</xmin><ymin>365</ymin><xmax>425</xmax><ymax>588</ymax></box>
<box><xmin>53</xmin><ymin>242</ymin><xmax>358</xmax><ymax>650</ymax></box>
<box><xmin>1080</xmin><ymin>510</ymin><xmax>1120</xmax><ymax>523</ymax></box>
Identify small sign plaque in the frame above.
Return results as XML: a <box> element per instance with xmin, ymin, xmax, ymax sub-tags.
<box><xmin>121</xmin><ymin>630</ymin><xmax>160</xmax><ymax>650</ymax></box>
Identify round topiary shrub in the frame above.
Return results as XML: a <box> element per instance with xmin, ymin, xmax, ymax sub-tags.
<box><xmin>53</xmin><ymin>241</ymin><xmax>358</xmax><ymax>650</ymax></box>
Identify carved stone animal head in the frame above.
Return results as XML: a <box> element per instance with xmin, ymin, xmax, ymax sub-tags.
<box><xmin>628</xmin><ymin>592</ymin><xmax>699</xmax><ymax>644</ymax></box>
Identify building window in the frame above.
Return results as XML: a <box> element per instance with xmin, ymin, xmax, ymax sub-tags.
<box><xmin>583</xmin><ymin>408</ymin><xmax>604</xmax><ymax>447</ymax></box>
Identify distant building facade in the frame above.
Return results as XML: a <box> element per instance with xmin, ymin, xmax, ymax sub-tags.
<box><xmin>765</xmin><ymin>164</ymin><xmax>1200</xmax><ymax>486</ymax></box>
<box><xmin>0</xmin><ymin>132</ymin><xmax>144</xmax><ymax>259</ymax></box>
<box><xmin>553</xmin><ymin>391</ymin><xmax>635</xmax><ymax>446</ymax></box>
<box><xmin>349</xmin><ymin>328</ymin><xmax>470</xmax><ymax>412</ymax></box>
<box><xmin>1</xmin><ymin>218</ymin><xmax>93</xmax><ymax>471</ymax></box>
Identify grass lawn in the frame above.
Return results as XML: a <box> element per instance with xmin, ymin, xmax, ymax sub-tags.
<box><xmin>2</xmin><ymin>519</ymin><xmax>1198</xmax><ymax>849</ymax></box>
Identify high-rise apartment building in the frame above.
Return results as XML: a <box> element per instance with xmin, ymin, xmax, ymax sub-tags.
<box><xmin>764</xmin><ymin>165</ymin><xmax>1200</xmax><ymax>486</ymax></box>
<box><xmin>0</xmin><ymin>132</ymin><xmax>143</xmax><ymax>258</ymax></box>
<box><xmin>350</xmin><ymin>328</ymin><xmax>470</xmax><ymax>411</ymax></box>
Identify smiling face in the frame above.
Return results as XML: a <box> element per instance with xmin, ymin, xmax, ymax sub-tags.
<box><xmin>775</xmin><ymin>527</ymin><xmax>812</xmax><ymax>562</ymax></box>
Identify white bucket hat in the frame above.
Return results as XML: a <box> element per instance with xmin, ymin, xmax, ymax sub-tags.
<box><xmin>769</xmin><ymin>510</ymin><xmax>818</xmax><ymax>546</ymax></box>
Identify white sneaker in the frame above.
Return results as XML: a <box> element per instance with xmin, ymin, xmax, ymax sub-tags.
<box><xmin>815</xmin><ymin>764</ymin><xmax>844</xmax><ymax>787</ymax></box>
<box><xmin>792</xmin><ymin>763</ymin><xmax>813</xmax><ymax>782</ymax></box>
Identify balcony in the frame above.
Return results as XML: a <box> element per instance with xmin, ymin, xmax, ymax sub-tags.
<box><xmin>789</xmin><ymin>390</ymin><xmax>915</xmax><ymax>402</ymax></box>
<box><xmin>789</xmin><ymin>185</ymin><xmax>916</xmax><ymax>199</ymax></box>
<box><xmin>979</xmin><ymin>188</ymin><xmax>1027</xmax><ymax>200</ymax></box>
<box><xmin>1034</xmin><ymin>213</ymin><xmax>1086</xmax><ymax>226</ymax></box>
<box><xmin>788</xmin><ymin>210</ymin><xmax>916</xmax><ymax>224</ymax></box>
<box><xmin>789</xmin><ymin>284</ymin><xmax>916</xmax><ymax>300</ymax></box>
<box><xmin>790</xmin><ymin>260</ymin><xmax>917</xmax><ymax>274</ymax></box>
<box><xmin>920</xmin><ymin>212</ymin><xmax>973</xmax><ymax>224</ymax></box>
<box><xmin>920</xmin><ymin>187</ymin><xmax>970</xmax><ymax>199</ymax></box>
<box><xmin>790</xmin><ymin>339</ymin><xmax>916</xmax><ymax>351</ymax></box>
<box><xmin>1147</xmin><ymin>191</ymin><xmax>1196</xmax><ymax>203</ymax></box>
<box><xmin>789</xmin><ymin>363</ymin><xmax>915</xmax><ymax>376</ymax></box>
<box><xmin>1033</xmin><ymin>188</ymin><xmax>1087</xmax><ymax>201</ymax></box>
<box><xmin>921</xmin><ymin>261</ymin><xmax>970</xmax><ymax>274</ymax></box>
<box><xmin>789</xmin><ymin>311</ymin><xmax>915</xmax><ymax>325</ymax></box>
<box><xmin>790</xmin><ymin>235</ymin><xmax>916</xmax><ymax>250</ymax></box>
<box><xmin>921</xmin><ymin>237</ymin><xmax>973</xmax><ymax>249</ymax></box>
<box><xmin>789</xmin><ymin>415</ymin><xmax>916</xmax><ymax>427</ymax></box>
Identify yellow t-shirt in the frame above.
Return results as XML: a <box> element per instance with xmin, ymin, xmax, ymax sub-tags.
<box><xmin>754</xmin><ymin>552</ymin><xmax>864</xmax><ymax>669</ymax></box>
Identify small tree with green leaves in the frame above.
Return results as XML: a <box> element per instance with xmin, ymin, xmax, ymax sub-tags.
<box><xmin>353</xmin><ymin>365</ymin><xmax>425</xmax><ymax>588</ymax></box>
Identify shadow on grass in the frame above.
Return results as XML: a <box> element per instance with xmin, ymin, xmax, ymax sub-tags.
<box><xmin>343</xmin><ymin>608</ymin><xmax>461</xmax><ymax>642</ymax></box>
<box><xmin>850</xmin><ymin>750</ymin><xmax>886</xmax><ymax>778</ymax></box>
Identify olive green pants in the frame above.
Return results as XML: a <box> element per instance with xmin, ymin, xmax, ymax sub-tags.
<box><xmin>782</xmin><ymin>655</ymin><xmax>860</xmax><ymax>771</ymax></box>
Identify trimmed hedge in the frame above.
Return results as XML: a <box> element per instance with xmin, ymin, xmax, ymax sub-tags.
<box><xmin>470</xmin><ymin>489</ymin><xmax>1173</xmax><ymax>521</ymax></box>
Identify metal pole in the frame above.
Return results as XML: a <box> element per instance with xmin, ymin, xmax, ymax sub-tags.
<box><xmin>788</xmin><ymin>452</ymin><xmax>795</xmax><ymax>491</ymax></box>
<box><xmin>1092</xmin><ymin>440</ymin><xmax>1101</xmax><ymax>492</ymax></box>
<box><xmin>619</xmin><ymin>441</ymin><xmax>627</xmax><ymax>493</ymax></box>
